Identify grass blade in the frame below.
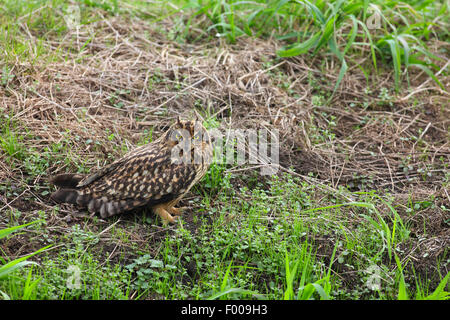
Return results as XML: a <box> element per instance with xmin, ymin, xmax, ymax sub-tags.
<box><xmin>423</xmin><ymin>272</ymin><xmax>450</xmax><ymax>300</ymax></box>
<box><xmin>0</xmin><ymin>244</ymin><xmax>52</xmax><ymax>280</ymax></box>
<box><xmin>0</xmin><ymin>220</ymin><xmax>43</xmax><ymax>240</ymax></box>
<box><xmin>409</xmin><ymin>63</ymin><xmax>444</xmax><ymax>90</ymax></box>
<box><xmin>277</xmin><ymin>31</ymin><xmax>320</xmax><ymax>57</ymax></box>
<box><xmin>384</xmin><ymin>38</ymin><xmax>402</xmax><ymax>91</ymax></box>
<box><xmin>395</xmin><ymin>255</ymin><xmax>409</xmax><ymax>300</ymax></box>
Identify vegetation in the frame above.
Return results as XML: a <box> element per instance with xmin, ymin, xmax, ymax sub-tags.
<box><xmin>0</xmin><ymin>0</ymin><xmax>448</xmax><ymax>300</ymax></box>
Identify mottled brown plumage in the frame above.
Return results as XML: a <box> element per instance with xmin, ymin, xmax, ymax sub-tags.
<box><xmin>50</xmin><ymin>119</ymin><xmax>213</xmax><ymax>224</ymax></box>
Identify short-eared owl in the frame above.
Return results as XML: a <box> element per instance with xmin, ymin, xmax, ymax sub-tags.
<box><xmin>50</xmin><ymin>118</ymin><xmax>213</xmax><ymax>225</ymax></box>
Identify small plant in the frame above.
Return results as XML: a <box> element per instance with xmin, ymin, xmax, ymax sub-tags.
<box><xmin>377</xmin><ymin>87</ymin><xmax>394</xmax><ymax>107</ymax></box>
<box><xmin>125</xmin><ymin>253</ymin><xmax>178</xmax><ymax>297</ymax></box>
<box><xmin>137</xmin><ymin>127</ymin><xmax>154</xmax><ymax>146</ymax></box>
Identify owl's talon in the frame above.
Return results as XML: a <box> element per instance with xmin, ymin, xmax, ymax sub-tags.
<box><xmin>162</xmin><ymin>215</ymin><xmax>178</xmax><ymax>226</ymax></box>
<box><xmin>167</xmin><ymin>206</ymin><xmax>183</xmax><ymax>216</ymax></box>
<box><xmin>154</xmin><ymin>206</ymin><xmax>178</xmax><ymax>226</ymax></box>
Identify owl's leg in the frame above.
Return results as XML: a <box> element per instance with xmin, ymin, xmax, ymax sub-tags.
<box><xmin>153</xmin><ymin>205</ymin><xmax>177</xmax><ymax>225</ymax></box>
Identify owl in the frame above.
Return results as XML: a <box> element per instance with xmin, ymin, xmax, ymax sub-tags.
<box><xmin>50</xmin><ymin>118</ymin><xmax>213</xmax><ymax>225</ymax></box>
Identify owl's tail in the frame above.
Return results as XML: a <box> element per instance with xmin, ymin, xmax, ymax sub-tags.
<box><xmin>51</xmin><ymin>188</ymin><xmax>80</xmax><ymax>204</ymax></box>
<box><xmin>50</xmin><ymin>173</ymin><xmax>143</xmax><ymax>218</ymax></box>
<box><xmin>50</xmin><ymin>173</ymin><xmax>84</xmax><ymax>188</ymax></box>
<box><xmin>50</xmin><ymin>173</ymin><xmax>85</xmax><ymax>205</ymax></box>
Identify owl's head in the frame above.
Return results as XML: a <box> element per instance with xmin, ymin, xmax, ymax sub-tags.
<box><xmin>166</xmin><ymin>117</ymin><xmax>212</xmax><ymax>149</ymax></box>
<box><xmin>165</xmin><ymin>117</ymin><xmax>213</xmax><ymax>165</ymax></box>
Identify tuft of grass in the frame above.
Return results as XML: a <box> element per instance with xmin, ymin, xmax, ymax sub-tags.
<box><xmin>0</xmin><ymin>220</ymin><xmax>51</xmax><ymax>300</ymax></box>
<box><xmin>394</xmin><ymin>255</ymin><xmax>450</xmax><ymax>300</ymax></box>
<box><xmin>283</xmin><ymin>240</ymin><xmax>334</xmax><ymax>300</ymax></box>
<box><xmin>1</xmin><ymin>223</ymin><xmax>132</xmax><ymax>300</ymax></box>
<box><xmin>0</xmin><ymin>118</ymin><xmax>26</xmax><ymax>162</ymax></box>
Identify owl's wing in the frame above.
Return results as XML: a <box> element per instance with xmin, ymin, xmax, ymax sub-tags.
<box><xmin>77</xmin><ymin>143</ymin><xmax>159</xmax><ymax>188</ymax></box>
<box><xmin>76</xmin><ymin>159</ymin><xmax>126</xmax><ymax>188</ymax></box>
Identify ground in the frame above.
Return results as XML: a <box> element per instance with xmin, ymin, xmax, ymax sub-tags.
<box><xmin>0</xmin><ymin>1</ymin><xmax>449</xmax><ymax>300</ymax></box>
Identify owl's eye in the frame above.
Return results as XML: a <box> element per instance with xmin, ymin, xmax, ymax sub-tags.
<box><xmin>193</xmin><ymin>134</ymin><xmax>201</xmax><ymax>140</ymax></box>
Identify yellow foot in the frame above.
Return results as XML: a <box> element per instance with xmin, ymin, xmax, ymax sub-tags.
<box><xmin>167</xmin><ymin>206</ymin><xmax>184</xmax><ymax>216</ymax></box>
<box><xmin>153</xmin><ymin>206</ymin><xmax>178</xmax><ymax>225</ymax></box>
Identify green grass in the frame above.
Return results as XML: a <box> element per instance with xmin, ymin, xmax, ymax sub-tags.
<box><xmin>0</xmin><ymin>118</ymin><xmax>26</xmax><ymax>162</ymax></box>
<box><xmin>1</xmin><ymin>221</ymin><xmax>131</xmax><ymax>300</ymax></box>
<box><xmin>1</xmin><ymin>168</ymin><xmax>448</xmax><ymax>299</ymax></box>
<box><xmin>3</xmin><ymin>249</ymin><xmax>132</xmax><ymax>300</ymax></box>
<box><xmin>154</xmin><ymin>0</ymin><xmax>448</xmax><ymax>93</ymax></box>
<box><xmin>90</xmin><ymin>172</ymin><xmax>446</xmax><ymax>300</ymax></box>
